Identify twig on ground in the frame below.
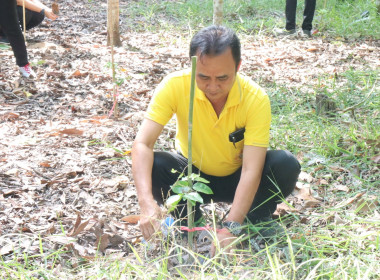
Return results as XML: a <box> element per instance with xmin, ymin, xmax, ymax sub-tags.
<box><xmin>341</xmin><ymin>82</ymin><xmax>377</xmax><ymax>113</ymax></box>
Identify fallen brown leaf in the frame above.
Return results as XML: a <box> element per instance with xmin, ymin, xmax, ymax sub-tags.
<box><xmin>293</xmin><ymin>183</ymin><xmax>321</xmax><ymax>208</ymax></box>
<box><xmin>1</xmin><ymin>112</ymin><xmax>19</xmax><ymax>121</ymax></box>
<box><xmin>355</xmin><ymin>196</ymin><xmax>379</xmax><ymax>214</ymax></box>
<box><xmin>371</xmin><ymin>154</ymin><xmax>380</xmax><ymax>164</ymax></box>
<box><xmin>52</xmin><ymin>2</ymin><xmax>59</xmax><ymax>14</ymax></box>
<box><xmin>335</xmin><ymin>192</ymin><xmax>365</xmax><ymax>208</ymax></box>
<box><xmin>121</xmin><ymin>215</ymin><xmax>141</xmax><ymax>224</ymax></box>
<box><xmin>0</xmin><ymin>243</ymin><xmax>14</xmax><ymax>256</ymax></box>
<box><xmin>306</xmin><ymin>47</ymin><xmax>318</xmax><ymax>52</ymax></box>
<box><xmin>299</xmin><ymin>171</ymin><xmax>314</xmax><ymax>183</ymax></box>
<box><xmin>95</xmin><ymin>233</ymin><xmax>109</xmax><ymax>252</ymax></box>
<box><xmin>59</xmin><ymin>128</ymin><xmax>84</xmax><ymax>136</ymax></box>
<box><xmin>69</xmin><ymin>218</ymin><xmax>97</xmax><ymax>237</ymax></box>
<box><xmin>69</xmin><ymin>213</ymin><xmax>82</xmax><ymax>236</ymax></box>
<box><xmin>39</xmin><ymin>161</ymin><xmax>52</xmax><ymax>168</ymax></box>
<box><xmin>333</xmin><ymin>184</ymin><xmax>350</xmax><ymax>192</ymax></box>
<box><xmin>71</xmin><ymin>69</ymin><xmax>83</xmax><ymax>77</ymax></box>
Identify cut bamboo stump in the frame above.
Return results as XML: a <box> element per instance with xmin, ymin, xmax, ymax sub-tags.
<box><xmin>316</xmin><ymin>94</ymin><xmax>337</xmax><ymax>117</ymax></box>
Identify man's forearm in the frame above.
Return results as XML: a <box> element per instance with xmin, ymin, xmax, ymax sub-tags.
<box><xmin>132</xmin><ymin>142</ymin><xmax>155</xmax><ymax>206</ymax></box>
<box><xmin>227</xmin><ymin>171</ymin><xmax>261</xmax><ymax>224</ymax></box>
<box><xmin>226</xmin><ymin>145</ymin><xmax>267</xmax><ymax>224</ymax></box>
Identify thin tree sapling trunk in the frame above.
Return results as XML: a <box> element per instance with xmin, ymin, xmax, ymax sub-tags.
<box><xmin>107</xmin><ymin>0</ymin><xmax>121</xmax><ymax>47</ymax></box>
<box><xmin>213</xmin><ymin>0</ymin><xmax>223</xmax><ymax>26</ymax></box>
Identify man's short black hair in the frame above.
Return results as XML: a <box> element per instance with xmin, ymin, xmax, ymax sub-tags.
<box><xmin>189</xmin><ymin>25</ymin><xmax>241</xmax><ymax>71</ymax></box>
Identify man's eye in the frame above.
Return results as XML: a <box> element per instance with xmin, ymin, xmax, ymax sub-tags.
<box><xmin>199</xmin><ymin>76</ymin><xmax>209</xmax><ymax>80</ymax></box>
<box><xmin>218</xmin><ymin>76</ymin><xmax>228</xmax><ymax>81</ymax></box>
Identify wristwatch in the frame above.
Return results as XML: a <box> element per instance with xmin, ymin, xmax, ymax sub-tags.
<box><xmin>221</xmin><ymin>221</ymin><xmax>242</xmax><ymax>236</ymax></box>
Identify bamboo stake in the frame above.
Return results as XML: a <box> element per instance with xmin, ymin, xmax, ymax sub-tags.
<box><xmin>187</xmin><ymin>56</ymin><xmax>197</xmax><ymax>248</ymax></box>
<box><xmin>22</xmin><ymin>0</ymin><xmax>26</xmax><ymax>41</ymax></box>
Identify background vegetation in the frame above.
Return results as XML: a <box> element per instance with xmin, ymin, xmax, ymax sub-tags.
<box><xmin>121</xmin><ymin>0</ymin><xmax>380</xmax><ymax>38</ymax></box>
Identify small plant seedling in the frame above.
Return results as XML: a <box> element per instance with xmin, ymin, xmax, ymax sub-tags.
<box><xmin>165</xmin><ymin>171</ymin><xmax>213</xmax><ymax>213</ymax></box>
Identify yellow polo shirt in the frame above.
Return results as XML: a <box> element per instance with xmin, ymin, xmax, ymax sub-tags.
<box><xmin>146</xmin><ymin>69</ymin><xmax>271</xmax><ymax>176</ymax></box>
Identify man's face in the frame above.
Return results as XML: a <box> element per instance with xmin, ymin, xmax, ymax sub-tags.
<box><xmin>195</xmin><ymin>48</ymin><xmax>240</xmax><ymax>104</ymax></box>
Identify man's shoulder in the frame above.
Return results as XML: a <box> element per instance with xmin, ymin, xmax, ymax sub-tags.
<box><xmin>165</xmin><ymin>69</ymin><xmax>192</xmax><ymax>82</ymax></box>
<box><xmin>237</xmin><ymin>73</ymin><xmax>267</xmax><ymax>98</ymax></box>
<box><xmin>238</xmin><ymin>73</ymin><xmax>262</xmax><ymax>91</ymax></box>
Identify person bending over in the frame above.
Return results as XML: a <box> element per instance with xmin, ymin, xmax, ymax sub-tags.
<box><xmin>132</xmin><ymin>25</ymin><xmax>301</xmax><ymax>255</ymax></box>
<box><xmin>0</xmin><ymin>0</ymin><xmax>36</xmax><ymax>78</ymax></box>
<box><xmin>16</xmin><ymin>0</ymin><xmax>58</xmax><ymax>30</ymax></box>
<box><xmin>0</xmin><ymin>0</ymin><xmax>58</xmax><ymax>43</ymax></box>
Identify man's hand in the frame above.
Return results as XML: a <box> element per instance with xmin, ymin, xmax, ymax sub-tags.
<box><xmin>139</xmin><ymin>201</ymin><xmax>163</xmax><ymax>240</ymax></box>
<box><xmin>210</xmin><ymin>228</ymin><xmax>237</xmax><ymax>257</ymax></box>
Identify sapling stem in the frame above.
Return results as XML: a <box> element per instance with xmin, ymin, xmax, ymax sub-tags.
<box><xmin>187</xmin><ymin>56</ymin><xmax>197</xmax><ymax>248</ymax></box>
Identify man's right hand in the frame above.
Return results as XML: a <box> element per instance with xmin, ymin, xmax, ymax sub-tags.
<box><xmin>139</xmin><ymin>201</ymin><xmax>163</xmax><ymax>240</ymax></box>
<box><xmin>132</xmin><ymin>119</ymin><xmax>165</xmax><ymax>240</ymax></box>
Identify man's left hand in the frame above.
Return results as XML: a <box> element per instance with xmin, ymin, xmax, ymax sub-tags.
<box><xmin>210</xmin><ymin>228</ymin><xmax>237</xmax><ymax>257</ymax></box>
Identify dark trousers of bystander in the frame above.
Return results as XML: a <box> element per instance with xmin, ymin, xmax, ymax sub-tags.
<box><xmin>16</xmin><ymin>6</ymin><xmax>45</xmax><ymax>31</ymax></box>
<box><xmin>0</xmin><ymin>0</ymin><xmax>28</xmax><ymax>67</ymax></box>
<box><xmin>151</xmin><ymin>150</ymin><xmax>301</xmax><ymax>224</ymax></box>
<box><xmin>285</xmin><ymin>0</ymin><xmax>316</xmax><ymax>31</ymax></box>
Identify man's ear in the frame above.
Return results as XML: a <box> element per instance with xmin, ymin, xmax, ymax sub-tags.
<box><xmin>236</xmin><ymin>60</ymin><xmax>242</xmax><ymax>72</ymax></box>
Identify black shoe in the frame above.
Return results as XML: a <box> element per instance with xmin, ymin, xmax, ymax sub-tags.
<box><xmin>302</xmin><ymin>30</ymin><xmax>312</xmax><ymax>38</ymax></box>
<box><xmin>274</xmin><ymin>28</ymin><xmax>297</xmax><ymax>37</ymax></box>
<box><xmin>248</xmin><ymin>216</ymin><xmax>286</xmax><ymax>244</ymax></box>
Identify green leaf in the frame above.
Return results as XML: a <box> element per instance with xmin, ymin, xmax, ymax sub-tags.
<box><xmin>194</xmin><ymin>177</ymin><xmax>210</xmax><ymax>183</ymax></box>
<box><xmin>193</xmin><ymin>182</ymin><xmax>213</xmax><ymax>194</ymax></box>
<box><xmin>184</xmin><ymin>192</ymin><xmax>203</xmax><ymax>204</ymax></box>
<box><xmin>171</xmin><ymin>180</ymin><xmax>190</xmax><ymax>194</ymax></box>
<box><xmin>171</xmin><ymin>169</ymin><xmax>184</xmax><ymax>179</ymax></box>
<box><xmin>188</xmin><ymin>173</ymin><xmax>210</xmax><ymax>183</ymax></box>
<box><xmin>165</xmin><ymin>195</ymin><xmax>182</xmax><ymax>212</ymax></box>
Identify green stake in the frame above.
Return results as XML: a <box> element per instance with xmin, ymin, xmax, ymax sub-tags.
<box><xmin>187</xmin><ymin>56</ymin><xmax>197</xmax><ymax>248</ymax></box>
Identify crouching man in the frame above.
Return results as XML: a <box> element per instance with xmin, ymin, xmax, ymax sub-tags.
<box><xmin>132</xmin><ymin>25</ymin><xmax>300</xmax><ymax>254</ymax></box>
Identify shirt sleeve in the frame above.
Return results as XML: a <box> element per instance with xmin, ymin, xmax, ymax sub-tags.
<box><xmin>146</xmin><ymin>75</ymin><xmax>177</xmax><ymax>126</ymax></box>
<box><xmin>244</xmin><ymin>86</ymin><xmax>271</xmax><ymax>147</ymax></box>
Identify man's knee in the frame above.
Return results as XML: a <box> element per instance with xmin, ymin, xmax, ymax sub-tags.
<box><xmin>152</xmin><ymin>152</ymin><xmax>187</xmax><ymax>204</ymax></box>
<box><xmin>267</xmin><ymin>150</ymin><xmax>301</xmax><ymax>176</ymax></box>
<box><xmin>152</xmin><ymin>151</ymin><xmax>187</xmax><ymax>187</ymax></box>
<box><xmin>266</xmin><ymin>150</ymin><xmax>300</xmax><ymax>197</ymax></box>
<box><xmin>152</xmin><ymin>151</ymin><xmax>185</xmax><ymax>174</ymax></box>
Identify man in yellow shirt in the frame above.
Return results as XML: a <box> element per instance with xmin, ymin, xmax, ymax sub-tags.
<box><xmin>132</xmin><ymin>25</ymin><xmax>300</xmax><ymax>253</ymax></box>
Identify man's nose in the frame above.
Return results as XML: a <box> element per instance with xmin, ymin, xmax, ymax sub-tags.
<box><xmin>207</xmin><ymin>80</ymin><xmax>219</xmax><ymax>91</ymax></box>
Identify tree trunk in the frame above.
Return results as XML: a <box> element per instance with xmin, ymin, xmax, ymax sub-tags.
<box><xmin>107</xmin><ymin>0</ymin><xmax>121</xmax><ymax>47</ymax></box>
<box><xmin>213</xmin><ymin>0</ymin><xmax>223</xmax><ymax>26</ymax></box>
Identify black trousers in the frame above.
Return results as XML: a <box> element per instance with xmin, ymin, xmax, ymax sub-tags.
<box><xmin>0</xmin><ymin>0</ymin><xmax>28</xmax><ymax>67</ymax></box>
<box><xmin>16</xmin><ymin>6</ymin><xmax>45</xmax><ymax>31</ymax></box>
<box><xmin>286</xmin><ymin>0</ymin><xmax>316</xmax><ymax>31</ymax></box>
<box><xmin>151</xmin><ymin>150</ymin><xmax>301</xmax><ymax>223</ymax></box>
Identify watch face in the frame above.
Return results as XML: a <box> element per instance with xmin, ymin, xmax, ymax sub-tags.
<box><xmin>223</xmin><ymin>221</ymin><xmax>242</xmax><ymax>235</ymax></box>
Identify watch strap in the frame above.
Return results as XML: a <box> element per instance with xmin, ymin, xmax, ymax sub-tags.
<box><xmin>221</xmin><ymin>221</ymin><xmax>242</xmax><ymax>236</ymax></box>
